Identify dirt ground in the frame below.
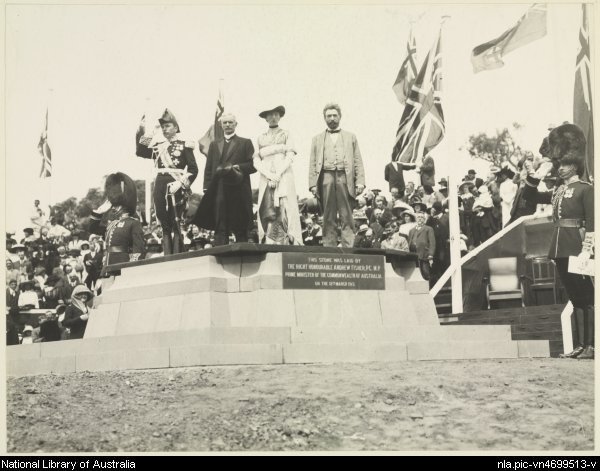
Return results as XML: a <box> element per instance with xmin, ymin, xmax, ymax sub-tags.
<box><xmin>6</xmin><ymin>358</ymin><xmax>595</xmax><ymax>453</ymax></box>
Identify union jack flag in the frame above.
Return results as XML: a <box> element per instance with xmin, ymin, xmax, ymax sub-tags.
<box><xmin>392</xmin><ymin>27</ymin><xmax>444</xmax><ymax>164</ymax></box>
<box><xmin>198</xmin><ymin>82</ymin><xmax>225</xmax><ymax>157</ymax></box>
<box><xmin>38</xmin><ymin>109</ymin><xmax>52</xmax><ymax>178</ymax></box>
<box><xmin>573</xmin><ymin>3</ymin><xmax>593</xmax><ymax>182</ymax></box>
<box><xmin>392</xmin><ymin>28</ymin><xmax>418</xmax><ymax>104</ymax></box>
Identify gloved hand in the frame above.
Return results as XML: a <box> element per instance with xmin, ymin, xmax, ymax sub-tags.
<box><xmin>168</xmin><ymin>181</ymin><xmax>182</xmax><ymax>193</ymax></box>
<box><xmin>95</xmin><ymin>200</ymin><xmax>112</xmax><ymax>214</ymax></box>
<box><xmin>532</xmin><ymin>161</ymin><xmax>554</xmax><ymax>180</ymax></box>
<box><xmin>580</xmin><ymin>232</ymin><xmax>595</xmax><ymax>259</ymax></box>
<box><xmin>80</xmin><ymin>313</ymin><xmax>89</xmax><ymax>321</ymax></box>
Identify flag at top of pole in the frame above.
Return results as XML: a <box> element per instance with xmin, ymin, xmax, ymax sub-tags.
<box><xmin>471</xmin><ymin>3</ymin><xmax>547</xmax><ymax>74</ymax></box>
<box><xmin>392</xmin><ymin>27</ymin><xmax>418</xmax><ymax>105</ymax></box>
<box><xmin>198</xmin><ymin>81</ymin><xmax>225</xmax><ymax>157</ymax></box>
<box><xmin>38</xmin><ymin>108</ymin><xmax>52</xmax><ymax>178</ymax></box>
<box><xmin>573</xmin><ymin>3</ymin><xmax>593</xmax><ymax>183</ymax></box>
<box><xmin>392</xmin><ymin>24</ymin><xmax>445</xmax><ymax>167</ymax></box>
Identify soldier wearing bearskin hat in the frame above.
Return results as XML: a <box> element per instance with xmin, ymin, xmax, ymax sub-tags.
<box><xmin>89</xmin><ymin>172</ymin><xmax>145</xmax><ymax>273</ymax></box>
<box><xmin>523</xmin><ymin>123</ymin><xmax>595</xmax><ymax>360</ymax></box>
<box><xmin>136</xmin><ymin>109</ymin><xmax>198</xmax><ymax>255</ymax></box>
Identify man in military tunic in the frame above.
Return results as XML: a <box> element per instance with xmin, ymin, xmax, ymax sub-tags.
<box><xmin>523</xmin><ymin>123</ymin><xmax>594</xmax><ymax>360</ymax></box>
<box><xmin>136</xmin><ymin>109</ymin><xmax>198</xmax><ymax>255</ymax></box>
<box><xmin>89</xmin><ymin>172</ymin><xmax>145</xmax><ymax>274</ymax></box>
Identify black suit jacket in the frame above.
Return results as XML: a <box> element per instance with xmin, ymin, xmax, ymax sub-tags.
<box><xmin>194</xmin><ymin>136</ymin><xmax>256</xmax><ymax>232</ymax></box>
<box><xmin>384</xmin><ymin>162</ymin><xmax>416</xmax><ymax>192</ymax></box>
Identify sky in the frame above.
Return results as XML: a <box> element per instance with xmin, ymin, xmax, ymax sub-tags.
<box><xmin>4</xmin><ymin>2</ymin><xmax>584</xmax><ymax>234</ymax></box>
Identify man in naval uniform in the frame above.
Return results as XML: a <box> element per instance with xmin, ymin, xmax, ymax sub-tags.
<box><xmin>523</xmin><ymin>123</ymin><xmax>594</xmax><ymax>360</ymax></box>
<box><xmin>309</xmin><ymin>103</ymin><xmax>365</xmax><ymax>247</ymax></box>
<box><xmin>136</xmin><ymin>109</ymin><xmax>198</xmax><ymax>255</ymax></box>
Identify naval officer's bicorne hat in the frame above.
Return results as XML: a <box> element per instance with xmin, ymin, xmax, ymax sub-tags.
<box><xmin>158</xmin><ymin>108</ymin><xmax>180</xmax><ymax>132</ymax></box>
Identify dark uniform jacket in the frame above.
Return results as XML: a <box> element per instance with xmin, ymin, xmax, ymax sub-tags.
<box><xmin>89</xmin><ymin>210</ymin><xmax>145</xmax><ymax>272</ymax></box>
<box><xmin>136</xmin><ymin>137</ymin><xmax>198</xmax><ymax>188</ymax></box>
<box><xmin>523</xmin><ymin>177</ymin><xmax>594</xmax><ymax>259</ymax></box>
<box><xmin>193</xmin><ymin>135</ymin><xmax>256</xmax><ymax>233</ymax></box>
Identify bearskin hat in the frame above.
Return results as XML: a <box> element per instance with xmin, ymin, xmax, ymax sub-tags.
<box><xmin>548</xmin><ymin>123</ymin><xmax>586</xmax><ymax>175</ymax></box>
<box><xmin>158</xmin><ymin>108</ymin><xmax>180</xmax><ymax>132</ymax></box>
<box><xmin>104</xmin><ymin>172</ymin><xmax>137</xmax><ymax>215</ymax></box>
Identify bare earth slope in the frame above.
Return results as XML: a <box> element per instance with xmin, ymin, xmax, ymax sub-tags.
<box><xmin>7</xmin><ymin>359</ymin><xmax>594</xmax><ymax>452</ymax></box>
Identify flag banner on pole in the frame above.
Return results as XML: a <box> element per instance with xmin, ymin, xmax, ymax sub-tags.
<box><xmin>574</xmin><ymin>3</ymin><xmax>594</xmax><ymax>182</ymax></box>
<box><xmin>38</xmin><ymin>109</ymin><xmax>52</xmax><ymax>178</ymax></box>
<box><xmin>198</xmin><ymin>84</ymin><xmax>224</xmax><ymax>157</ymax></box>
<box><xmin>471</xmin><ymin>3</ymin><xmax>547</xmax><ymax>73</ymax></box>
<box><xmin>392</xmin><ymin>28</ymin><xmax>418</xmax><ymax>104</ymax></box>
<box><xmin>392</xmin><ymin>26</ymin><xmax>445</xmax><ymax>168</ymax></box>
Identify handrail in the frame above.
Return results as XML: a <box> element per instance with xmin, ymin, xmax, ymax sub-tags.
<box><xmin>430</xmin><ymin>214</ymin><xmax>548</xmax><ymax>298</ymax></box>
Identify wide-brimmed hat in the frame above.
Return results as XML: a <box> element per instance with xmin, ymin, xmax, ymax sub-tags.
<box><xmin>391</xmin><ymin>200</ymin><xmax>412</xmax><ymax>216</ymax></box>
<box><xmin>399</xmin><ymin>210</ymin><xmax>416</xmax><ymax>222</ymax></box>
<box><xmin>459</xmin><ymin>180</ymin><xmax>475</xmax><ymax>192</ymax></box>
<box><xmin>411</xmin><ymin>201</ymin><xmax>428</xmax><ymax>213</ymax></box>
<box><xmin>437</xmin><ymin>178</ymin><xmax>448</xmax><ymax>189</ymax></box>
<box><xmin>498</xmin><ymin>167</ymin><xmax>516</xmax><ymax>179</ymax></box>
<box><xmin>8</xmin><ymin>244</ymin><xmax>26</xmax><ymax>254</ymax></box>
<box><xmin>259</xmin><ymin>105</ymin><xmax>285</xmax><ymax>119</ymax></box>
<box><xmin>23</xmin><ymin>228</ymin><xmax>34</xmax><ymax>235</ymax></box>
<box><xmin>357</xmin><ymin>224</ymin><xmax>369</xmax><ymax>234</ymax></box>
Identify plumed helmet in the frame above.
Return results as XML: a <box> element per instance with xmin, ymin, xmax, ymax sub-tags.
<box><xmin>158</xmin><ymin>108</ymin><xmax>180</xmax><ymax>132</ymax></box>
<box><xmin>104</xmin><ymin>172</ymin><xmax>137</xmax><ymax>215</ymax></box>
<box><xmin>548</xmin><ymin>123</ymin><xmax>586</xmax><ymax>176</ymax></box>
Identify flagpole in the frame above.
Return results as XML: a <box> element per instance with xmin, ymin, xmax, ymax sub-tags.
<box><xmin>45</xmin><ymin>89</ymin><xmax>53</xmax><ymax>212</ymax></box>
<box><xmin>143</xmin><ymin>97</ymin><xmax>153</xmax><ymax>225</ymax></box>
<box><xmin>437</xmin><ymin>14</ymin><xmax>463</xmax><ymax>314</ymax></box>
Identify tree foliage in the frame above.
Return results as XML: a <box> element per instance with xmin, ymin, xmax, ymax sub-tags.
<box><xmin>51</xmin><ymin>179</ymin><xmax>148</xmax><ymax>226</ymax></box>
<box><xmin>464</xmin><ymin>123</ymin><xmax>531</xmax><ymax>170</ymax></box>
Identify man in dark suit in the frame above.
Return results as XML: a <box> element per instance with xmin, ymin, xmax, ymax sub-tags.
<box><xmin>427</xmin><ymin>201</ymin><xmax>450</xmax><ymax>286</ymax></box>
<box><xmin>6</xmin><ymin>278</ymin><xmax>20</xmax><ymax>345</ymax></box>
<box><xmin>408</xmin><ymin>211</ymin><xmax>436</xmax><ymax>281</ymax></box>
<box><xmin>194</xmin><ymin>113</ymin><xmax>256</xmax><ymax>246</ymax></box>
<box><xmin>384</xmin><ymin>161</ymin><xmax>417</xmax><ymax>198</ymax></box>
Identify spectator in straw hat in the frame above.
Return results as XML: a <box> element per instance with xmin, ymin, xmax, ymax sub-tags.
<box><xmin>353</xmin><ymin>224</ymin><xmax>373</xmax><ymax>248</ymax></box>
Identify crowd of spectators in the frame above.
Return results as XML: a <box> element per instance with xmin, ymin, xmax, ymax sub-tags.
<box><xmin>7</xmin><ymin>154</ymin><xmax>555</xmax><ymax>344</ymax></box>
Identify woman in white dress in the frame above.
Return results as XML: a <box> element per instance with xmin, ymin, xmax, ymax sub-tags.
<box><xmin>253</xmin><ymin>106</ymin><xmax>303</xmax><ymax>245</ymax></box>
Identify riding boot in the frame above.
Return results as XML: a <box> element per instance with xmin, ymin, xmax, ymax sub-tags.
<box><xmin>162</xmin><ymin>232</ymin><xmax>173</xmax><ymax>256</ymax></box>
<box><xmin>172</xmin><ymin>232</ymin><xmax>183</xmax><ymax>254</ymax></box>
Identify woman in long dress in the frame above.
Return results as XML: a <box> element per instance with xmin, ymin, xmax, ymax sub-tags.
<box><xmin>253</xmin><ymin>105</ymin><xmax>303</xmax><ymax>245</ymax></box>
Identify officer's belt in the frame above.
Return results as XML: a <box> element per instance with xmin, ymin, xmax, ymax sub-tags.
<box><xmin>155</xmin><ymin>168</ymin><xmax>187</xmax><ymax>176</ymax></box>
<box><xmin>108</xmin><ymin>246</ymin><xmax>128</xmax><ymax>253</ymax></box>
<box><xmin>554</xmin><ymin>219</ymin><xmax>584</xmax><ymax>228</ymax></box>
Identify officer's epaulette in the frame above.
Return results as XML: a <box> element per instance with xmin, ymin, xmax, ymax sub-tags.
<box><xmin>577</xmin><ymin>180</ymin><xmax>593</xmax><ymax>186</ymax></box>
<box><xmin>184</xmin><ymin>140</ymin><xmax>195</xmax><ymax>149</ymax></box>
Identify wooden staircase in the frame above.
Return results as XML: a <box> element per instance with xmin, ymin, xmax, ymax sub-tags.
<box><xmin>438</xmin><ymin>304</ymin><xmax>567</xmax><ymax>357</ymax></box>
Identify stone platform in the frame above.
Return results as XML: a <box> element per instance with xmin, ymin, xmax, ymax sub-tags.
<box><xmin>7</xmin><ymin>244</ymin><xmax>549</xmax><ymax>376</ymax></box>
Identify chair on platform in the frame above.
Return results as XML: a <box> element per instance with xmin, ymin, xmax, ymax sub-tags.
<box><xmin>525</xmin><ymin>256</ymin><xmax>558</xmax><ymax>305</ymax></box>
<box><xmin>483</xmin><ymin>257</ymin><xmax>526</xmax><ymax>310</ymax></box>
